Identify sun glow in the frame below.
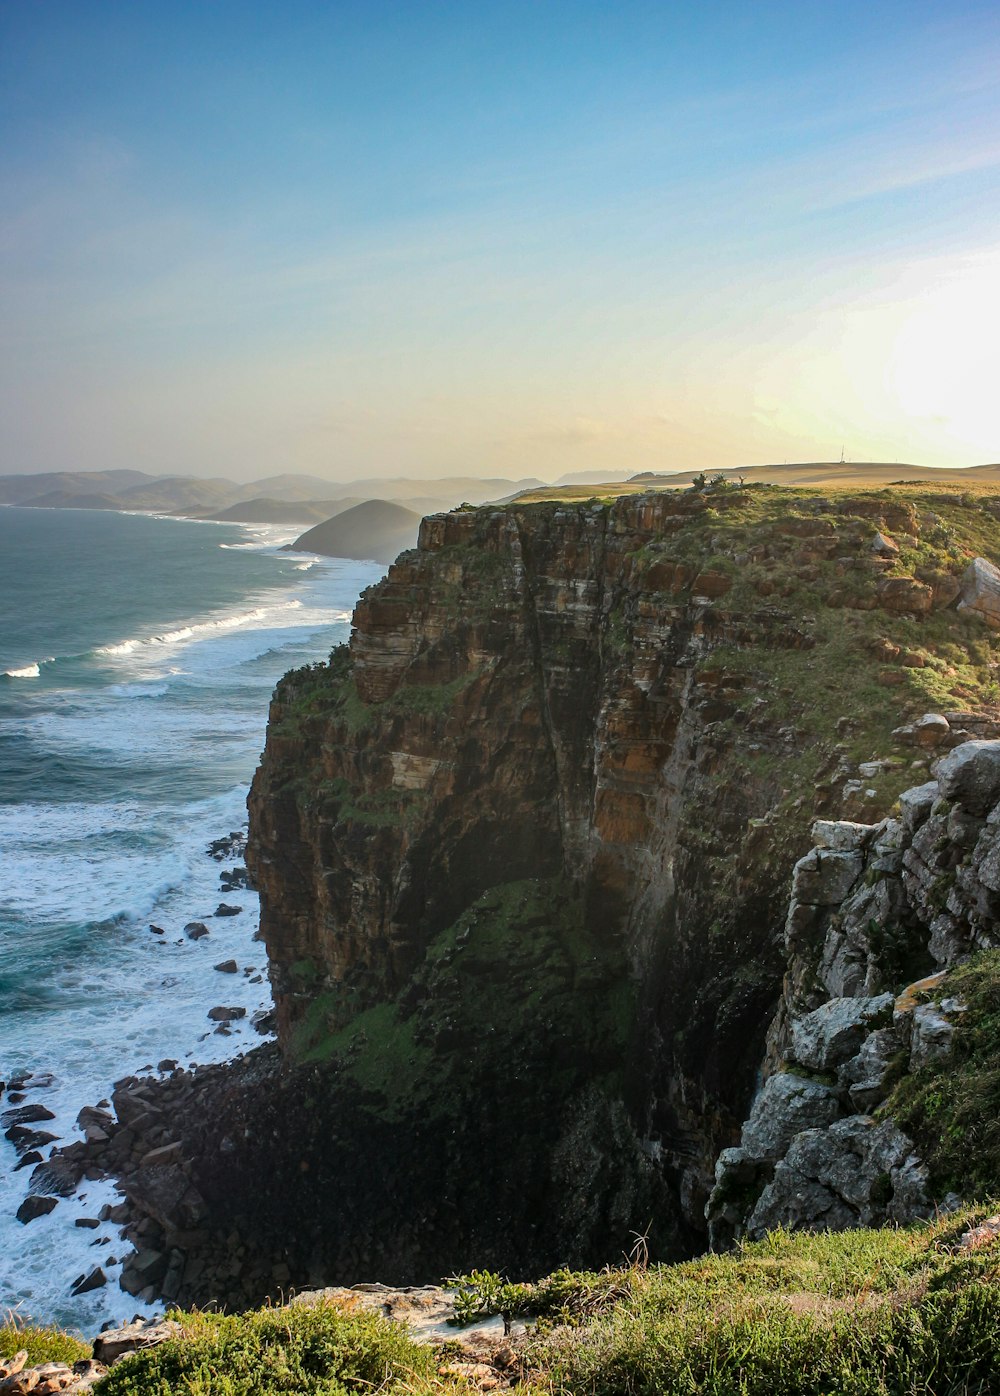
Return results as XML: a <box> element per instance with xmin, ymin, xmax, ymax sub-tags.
<box><xmin>887</xmin><ymin>253</ymin><xmax>1000</xmax><ymax>459</ymax></box>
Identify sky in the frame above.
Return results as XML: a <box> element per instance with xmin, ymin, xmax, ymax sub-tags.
<box><xmin>2</xmin><ymin>0</ymin><xmax>999</xmax><ymax>483</ymax></box>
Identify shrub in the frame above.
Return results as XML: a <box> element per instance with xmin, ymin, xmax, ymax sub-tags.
<box><xmin>94</xmin><ymin>1301</ymin><xmax>438</xmax><ymax>1396</ymax></box>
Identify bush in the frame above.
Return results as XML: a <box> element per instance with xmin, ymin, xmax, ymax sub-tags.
<box><xmin>94</xmin><ymin>1301</ymin><xmax>438</xmax><ymax>1396</ymax></box>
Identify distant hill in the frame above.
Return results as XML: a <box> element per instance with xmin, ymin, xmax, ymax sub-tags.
<box><xmin>205</xmin><ymin>497</ymin><xmax>361</xmax><ymax>525</ymax></box>
<box><xmin>289</xmin><ymin>500</ymin><xmax>422</xmax><ymax>563</ymax></box>
<box><xmin>17</xmin><ymin>490</ymin><xmax>123</xmax><ymax>510</ymax></box>
<box><xmin>0</xmin><ymin>470</ymin><xmax>159</xmax><ymax>504</ymax></box>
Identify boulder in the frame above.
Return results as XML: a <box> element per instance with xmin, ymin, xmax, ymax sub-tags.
<box><xmin>92</xmin><ymin>1319</ymin><xmax>182</xmax><ymax>1366</ymax></box>
<box><xmin>958</xmin><ymin>557</ymin><xmax>1000</xmax><ymax>630</ymax></box>
<box><xmin>208</xmin><ymin>1005</ymin><xmax>246</xmax><ymax>1021</ymax></box>
<box><xmin>691</xmin><ymin>569</ymin><xmax>732</xmax><ymax>599</ymax></box>
<box><xmin>870</xmin><ymin>531</ymin><xmax>899</xmax><ymax>556</ymax></box>
<box><xmin>910</xmin><ymin>1001</ymin><xmax>961</xmax><ymax>1068</ymax></box>
<box><xmin>213</xmin><ymin>960</ymin><xmax>238</xmax><ymax>974</ymax></box>
<box><xmin>1</xmin><ymin>1104</ymin><xmax>55</xmax><ymax>1128</ymax></box>
<box><xmin>899</xmin><ymin>781</ymin><xmax>939</xmax><ymax>831</ymax></box>
<box><xmin>184</xmin><ymin>922</ymin><xmax>210</xmax><ymax>940</ymax></box>
<box><xmin>790</xmin><ymin>849</ymin><xmax>864</xmax><ymax>906</ymax></box>
<box><xmin>811</xmin><ymin>820</ymin><xmax>875</xmax><ymax>853</ymax></box>
<box><xmin>877</xmin><ymin>576</ymin><xmax>933</xmax><ymax>615</ymax></box>
<box><xmin>214</xmin><ymin>903</ymin><xmax>242</xmax><ymax>917</ymax></box>
<box><xmin>935</xmin><ymin>740</ymin><xmax>1000</xmax><ymax>816</ymax></box>
<box><xmin>790</xmin><ymin>994</ymin><xmax>895</xmax><ymax>1072</ymax></box>
<box><xmin>120</xmin><ymin>1247</ymin><xmax>169</xmax><ymax>1297</ymax></box>
<box><xmin>15</xmin><ymin>1195</ymin><xmax>57</xmax><ymax>1224</ymax></box>
<box><xmin>840</xmin><ymin>1024</ymin><xmax>908</xmax><ymax>1110</ymax></box>
<box><xmin>746</xmin><ymin>1116</ymin><xmax>928</xmax><ymax>1238</ymax></box>
<box><xmin>70</xmin><ymin>1267</ymin><xmax>106</xmax><ymax>1296</ymax></box>
<box><xmin>913</xmin><ymin>713</ymin><xmax>950</xmax><ymax>748</ymax></box>
<box><xmin>739</xmin><ymin>1072</ymin><xmax>842</xmax><ymax>1163</ymax></box>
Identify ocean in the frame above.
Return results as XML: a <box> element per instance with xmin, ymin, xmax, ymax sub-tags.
<box><xmin>0</xmin><ymin>506</ymin><xmax>383</xmax><ymax>1330</ymax></box>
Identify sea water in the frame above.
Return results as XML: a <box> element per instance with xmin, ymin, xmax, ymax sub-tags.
<box><xmin>0</xmin><ymin>506</ymin><xmax>383</xmax><ymax>1329</ymax></box>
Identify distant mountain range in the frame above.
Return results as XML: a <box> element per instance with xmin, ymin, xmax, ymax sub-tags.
<box><xmin>0</xmin><ymin>469</ymin><xmax>547</xmax><ymax>519</ymax></box>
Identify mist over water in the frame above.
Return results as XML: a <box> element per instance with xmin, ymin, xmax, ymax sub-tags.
<box><xmin>0</xmin><ymin>507</ymin><xmax>383</xmax><ymax>1329</ymax></box>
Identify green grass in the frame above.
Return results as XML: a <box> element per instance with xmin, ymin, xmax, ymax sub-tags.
<box><xmin>385</xmin><ymin>672</ymin><xmax>478</xmax><ymax>716</ymax></box>
<box><xmin>513</xmin><ymin>1209</ymin><xmax>1000</xmax><ymax>1395</ymax></box>
<box><xmin>92</xmin><ymin>1301</ymin><xmax>444</xmax><ymax>1396</ymax></box>
<box><xmin>0</xmin><ymin>1315</ymin><xmax>89</xmax><ymax>1368</ymax></box>
<box><xmin>884</xmin><ymin>950</ymin><xmax>1000</xmax><ymax>1199</ymax></box>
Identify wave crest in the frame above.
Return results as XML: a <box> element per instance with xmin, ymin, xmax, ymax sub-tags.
<box><xmin>95</xmin><ymin>602</ymin><xmax>304</xmax><ymax>659</ymax></box>
<box><xmin>3</xmin><ymin>657</ymin><xmax>53</xmax><ymax>679</ymax></box>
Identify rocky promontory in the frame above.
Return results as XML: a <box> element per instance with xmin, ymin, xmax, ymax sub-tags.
<box><xmin>29</xmin><ymin>480</ymin><xmax>1000</xmax><ymax>1315</ymax></box>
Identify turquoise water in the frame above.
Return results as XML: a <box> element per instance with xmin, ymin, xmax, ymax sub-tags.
<box><xmin>0</xmin><ymin>505</ymin><xmax>383</xmax><ymax>1328</ymax></box>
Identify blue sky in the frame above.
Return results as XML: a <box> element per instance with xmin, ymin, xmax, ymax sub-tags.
<box><xmin>2</xmin><ymin>1</ymin><xmax>999</xmax><ymax>480</ymax></box>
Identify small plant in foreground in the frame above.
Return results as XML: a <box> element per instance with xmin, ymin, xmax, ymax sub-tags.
<box><xmin>0</xmin><ymin>1312</ymin><xmax>89</xmax><ymax>1368</ymax></box>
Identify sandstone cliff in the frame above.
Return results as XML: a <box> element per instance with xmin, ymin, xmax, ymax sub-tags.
<box><xmin>242</xmin><ymin>483</ymin><xmax>1000</xmax><ymax>1276</ymax></box>
<box><xmin>52</xmin><ymin>482</ymin><xmax>1000</xmax><ymax>1310</ymax></box>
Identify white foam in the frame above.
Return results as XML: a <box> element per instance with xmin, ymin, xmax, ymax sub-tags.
<box><xmin>3</xmin><ymin>658</ymin><xmax>53</xmax><ymax>679</ymax></box>
<box><xmin>0</xmin><ymin>550</ymin><xmax>386</xmax><ymax>1327</ymax></box>
<box><xmin>94</xmin><ymin>601</ymin><xmax>305</xmax><ymax>662</ymax></box>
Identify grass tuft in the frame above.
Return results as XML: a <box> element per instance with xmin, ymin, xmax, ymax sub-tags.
<box><xmin>0</xmin><ymin>1313</ymin><xmax>89</xmax><ymax>1368</ymax></box>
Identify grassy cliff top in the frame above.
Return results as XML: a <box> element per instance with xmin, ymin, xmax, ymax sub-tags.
<box><xmin>10</xmin><ymin>1204</ymin><xmax>999</xmax><ymax>1393</ymax></box>
<box><xmin>507</xmin><ymin>465</ymin><xmax>1000</xmax><ymax>505</ymax></box>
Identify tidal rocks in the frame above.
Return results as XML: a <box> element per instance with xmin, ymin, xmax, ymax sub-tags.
<box><xmin>69</xmin><ymin>1266</ymin><xmax>106</xmax><ymax>1296</ymax></box>
<box><xmin>208</xmin><ymin>1005</ymin><xmax>246</xmax><ymax>1021</ymax></box>
<box><xmin>16</xmin><ymin>1195</ymin><xmax>57</xmax><ymax>1224</ymax></box>
<box><xmin>2</xmin><ymin>1104</ymin><xmax>56</xmax><ymax>1128</ymax></box>
<box><xmin>184</xmin><ymin>922</ymin><xmax>209</xmax><ymax>940</ymax></box>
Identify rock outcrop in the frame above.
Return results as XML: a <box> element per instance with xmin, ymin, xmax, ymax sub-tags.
<box><xmin>708</xmin><ymin>738</ymin><xmax>1000</xmax><ymax>1247</ymax></box>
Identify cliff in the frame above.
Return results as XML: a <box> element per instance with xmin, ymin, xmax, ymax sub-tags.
<box><xmin>49</xmin><ymin>480</ymin><xmax>1000</xmax><ymax>1312</ymax></box>
<box><xmin>241</xmin><ymin>482</ymin><xmax>1000</xmax><ymax>1279</ymax></box>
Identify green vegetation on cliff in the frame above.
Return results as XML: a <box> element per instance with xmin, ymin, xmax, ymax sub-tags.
<box><xmin>516</xmin><ymin>1207</ymin><xmax>1000</xmax><ymax>1395</ymax></box>
<box><xmin>292</xmin><ymin>877</ymin><xmax>633</xmax><ymax>1114</ymax></box>
<box><xmin>886</xmin><ymin>950</ymin><xmax>1000</xmax><ymax>1200</ymax></box>
<box><xmin>0</xmin><ymin>1317</ymin><xmax>89</xmax><ymax>1368</ymax></box>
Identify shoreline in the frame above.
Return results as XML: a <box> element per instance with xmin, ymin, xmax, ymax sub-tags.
<box><xmin>2</xmin><ymin>822</ymin><xmax>275</xmax><ymax>1323</ymax></box>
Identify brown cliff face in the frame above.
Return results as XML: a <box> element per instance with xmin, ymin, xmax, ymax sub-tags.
<box><xmin>247</xmin><ymin>483</ymin><xmax>1000</xmax><ymax>1244</ymax></box>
